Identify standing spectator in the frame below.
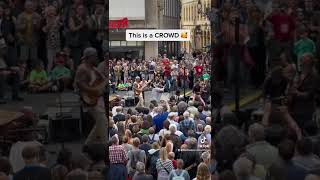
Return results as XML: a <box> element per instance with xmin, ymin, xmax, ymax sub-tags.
<box><xmin>275</xmin><ymin>139</ymin><xmax>308</xmax><ymax>180</ymax></box>
<box><xmin>107</xmin><ymin>136</ymin><xmax>128</xmax><ymax>180</ymax></box>
<box><xmin>146</xmin><ymin>143</ymin><xmax>160</xmax><ymax>179</ymax></box>
<box><xmin>2</xmin><ymin>5</ymin><xmax>18</xmax><ymax>68</ymax></box>
<box><xmin>42</xmin><ymin>5</ymin><xmax>62</xmax><ymax>72</ymax></box>
<box><xmin>12</xmin><ymin>145</ymin><xmax>52</xmax><ymax>180</ymax></box>
<box><xmin>156</xmin><ymin>147</ymin><xmax>173</xmax><ymax>180</ymax></box>
<box><xmin>293</xmin><ymin>138</ymin><xmax>320</xmax><ymax>172</ymax></box>
<box><xmin>0</xmin><ymin>41</ymin><xmax>22</xmax><ymax>103</ymax></box>
<box><xmin>169</xmin><ymin>159</ymin><xmax>190</xmax><ymax>180</ymax></box>
<box><xmin>16</xmin><ymin>1</ymin><xmax>41</xmax><ymax>64</ymax></box>
<box><xmin>194</xmin><ymin>163</ymin><xmax>211</xmax><ymax>180</ymax></box>
<box><xmin>132</xmin><ymin>162</ymin><xmax>153</xmax><ymax>180</ymax></box>
<box><xmin>152</xmin><ymin>107</ymin><xmax>169</xmax><ymax>133</ymax></box>
<box><xmin>67</xmin><ymin>4</ymin><xmax>89</xmax><ymax>66</ymax></box>
<box><xmin>294</xmin><ymin>26</ymin><xmax>316</xmax><ymax>72</ymax></box>
<box><xmin>89</xmin><ymin>5</ymin><xmax>105</xmax><ymax>60</ymax></box>
<box><xmin>233</xmin><ymin>157</ymin><xmax>261</xmax><ymax>180</ymax></box>
<box><xmin>128</xmin><ymin>138</ymin><xmax>146</xmax><ymax>179</ymax></box>
<box><xmin>246</xmin><ymin>123</ymin><xmax>280</xmax><ymax>169</ymax></box>
<box><xmin>179</xmin><ymin>111</ymin><xmax>195</xmax><ymax>137</ymax></box>
<box><xmin>267</xmin><ymin>3</ymin><xmax>295</xmax><ymax>60</ymax></box>
<box><xmin>139</xmin><ymin>135</ymin><xmax>151</xmax><ymax>157</ymax></box>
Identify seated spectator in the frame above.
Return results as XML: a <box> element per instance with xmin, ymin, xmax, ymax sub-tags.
<box><xmin>293</xmin><ymin>138</ymin><xmax>320</xmax><ymax>172</ymax></box>
<box><xmin>113</xmin><ymin>107</ymin><xmax>126</xmax><ymax>123</ymax></box>
<box><xmin>117</xmin><ymin>80</ymin><xmax>129</xmax><ymax>91</ymax></box>
<box><xmin>13</xmin><ymin>145</ymin><xmax>52</xmax><ymax>180</ymax></box>
<box><xmin>169</xmin><ymin>159</ymin><xmax>190</xmax><ymax>180</ymax></box>
<box><xmin>28</xmin><ymin>62</ymin><xmax>52</xmax><ymax>93</ymax></box>
<box><xmin>50</xmin><ymin>54</ymin><xmax>72</xmax><ymax>89</ymax></box>
<box><xmin>132</xmin><ymin>162</ymin><xmax>153</xmax><ymax>180</ymax></box>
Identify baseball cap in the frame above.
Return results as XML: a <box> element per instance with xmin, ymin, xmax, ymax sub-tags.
<box><xmin>81</xmin><ymin>47</ymin><xmax>97</xmax><ymax>60</ymax></box>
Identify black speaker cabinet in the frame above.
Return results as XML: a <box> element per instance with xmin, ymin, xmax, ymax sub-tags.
<box><xmin>49</xmin><ymin>116</ymin><xmax>81</xmax><ymax>142</ymax></box>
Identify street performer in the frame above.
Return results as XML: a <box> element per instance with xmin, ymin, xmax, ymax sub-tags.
<box><xmin>74</xmin><ymin>47</ymin><xmax>107</xmax><ymax>145</ymax></box>
<box><xmin>133</xmin><ymin>76</ymin><xmax>145</xmax><ymax>107</ymax></box>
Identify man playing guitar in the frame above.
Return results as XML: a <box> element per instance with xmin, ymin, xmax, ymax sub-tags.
<box><xmin>74</xmin><ymin>47</ymin><xmax>107</xmax><ymax>145</ymax></box>
<box><xmin>133</xmin><ymin>76</ymin><xmax>148</xmax><ymax>107</ymax></box>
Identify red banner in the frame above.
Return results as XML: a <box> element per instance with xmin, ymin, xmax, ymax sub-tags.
<box><xmin>109</xmin><ymin>18</ymin><xmax>129</xmax><ymax>29</ymax></box>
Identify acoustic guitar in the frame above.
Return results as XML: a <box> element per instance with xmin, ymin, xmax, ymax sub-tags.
<box><xmin>80</xmin><ymin>69</ymin><xmax>107</xmax><ymax>106</ymax></box>
<box><xmin>134</xmin><ymin>80</ymin><xmax>151</xmax><ymax>96</ymax></box>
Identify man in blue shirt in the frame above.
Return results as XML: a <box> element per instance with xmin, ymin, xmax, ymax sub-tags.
<box><xmin>152</xmin><ymin>106</ymin><xmax>169</xmax><ymax>133</ymax></box>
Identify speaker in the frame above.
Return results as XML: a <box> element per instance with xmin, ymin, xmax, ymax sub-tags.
<box><xmin>49</xmin><ymin>116</ymin><xmax>81</xmax><ymax>142</ymax></box>
<box><xmin>125</xmin><ymin>97</ymin><xmax>135</xmax><ymax>107</ymax></box>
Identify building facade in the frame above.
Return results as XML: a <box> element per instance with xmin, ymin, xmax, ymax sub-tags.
<box><xmin>180</xmin><ymin>0</ymin><xmax>212</xmax><ymax>53</ymax></box>
<box><xmin>109</xmin><ymin>0</ymin><xmax>159</xmax><ymax>59</ymax></box>
<box><xmin>158</xmin><ymin>0</ymin><xmax>181</xmax><ymax>58</ymax></box>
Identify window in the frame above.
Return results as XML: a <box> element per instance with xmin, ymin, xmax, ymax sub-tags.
<box><xmin>127</xmin><ymin>41</ymin><xmax>137</xmax><ymax>46</ymax></box>
<box><xmin>111</xmin><ymin>41</ymin><xmax>121</xmax><ymax>46</ymax></box>
<box><xmin>137</xmin><ymin>41</ymin><xmax>144</xmax><ymax>46</ymax></box>
<box><xmin>121</xmin><ymin>41</ymin><xmax>127</xmax><ymax>46</ymax></box>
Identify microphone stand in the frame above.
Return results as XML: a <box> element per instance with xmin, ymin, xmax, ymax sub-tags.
<box><xmin>57</xmin><ymin>79</ymin><xmax>65</xmax><ymax>149</ymax></box>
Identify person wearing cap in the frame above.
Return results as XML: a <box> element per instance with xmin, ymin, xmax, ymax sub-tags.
<box><xmin>74</xmin><ymin>47</ymin><xmax>107</xmax><ymax>145</ymax></box>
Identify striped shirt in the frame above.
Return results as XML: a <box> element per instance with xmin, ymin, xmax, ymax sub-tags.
<box><xmin>156</xmin><ymin>159</ymin><xmax>173</xmax><ymax>175</ymax></box>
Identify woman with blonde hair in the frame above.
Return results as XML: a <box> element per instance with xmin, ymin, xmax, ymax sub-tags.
<box><xmin>194</xmin><ymin>163</ymin><xmax>211</xmax><ymax>180</ymax></box>
<box><xmin>156</xmin><ymin>147</ymin><xmax>173</xmax><ymax>180</ymax></box>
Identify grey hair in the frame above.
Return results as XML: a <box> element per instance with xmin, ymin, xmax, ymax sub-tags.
<box><xmin>248</xmin><ymin>123</ymin><xmax>265</xmax><ymax>142</ymax></box>
<box><xmin>169</xmin><ymin>124</ymin><xmax>177</xmax><ymax>133</ymax></box>
<box><xmin>136</xmin><ymin>162</ymin><xmax>145</xmax><ymax>173</ymax></box>
<box><xmin>183</xmin><ymin>111</ymin><xmax>190</xmax><ymax>118</ymax></box>
<box><xmin>201</xmin><ymin>151</ymin><xmax>210</xmax><ymax>161</ymax></box>
<box><xmin>233</xmin><ymin>157</ymin><xmax>253</xmax><ymax>179</ymax></box>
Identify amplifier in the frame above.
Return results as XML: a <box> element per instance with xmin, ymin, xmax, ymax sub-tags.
<box><xmin>49</xmin><ymin>116</ymin><xmax>81</xmax><ymax>142</ymax></box>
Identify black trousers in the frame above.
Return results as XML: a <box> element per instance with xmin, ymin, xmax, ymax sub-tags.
<box><xmin>0</xmin><ymin>72</ymin><xmax>20</xmax><ymax>99</ymax></box>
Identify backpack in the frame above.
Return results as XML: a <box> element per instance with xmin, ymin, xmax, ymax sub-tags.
<box><xmin>147</xmin><ymin>151</ymin><xmax>159</xmax><ymax>177</ymax></box>
<box><xmin>172</xmin><ymin>170</ymin><xmax>186</xmax><ymax>180</ymax></box>
<box><xmin>148</xmin><ymin>134</ymin><xmax>156</xmax><ymax>144</ymax></box>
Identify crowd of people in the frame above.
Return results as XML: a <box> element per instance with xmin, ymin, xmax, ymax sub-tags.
<box><xmin>0</xmin><ymin>0</ymin><xmax>105</xmax><ymax>103</ymax></box>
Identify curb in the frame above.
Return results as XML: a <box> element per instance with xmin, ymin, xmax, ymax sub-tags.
<box><xmin>228</xmin><ymin>90</ymin><xmax>262</xmax><ymax>111</ymax></box>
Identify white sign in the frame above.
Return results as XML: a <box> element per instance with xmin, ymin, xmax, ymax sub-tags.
<box><xmin>109</xmin><ymin>0</ymin><xmax>145</xmax><ymax>20</ymax></box>
<box><xmin>126</xmin><ymin>29</ymin><xmax>191</xmax><ymax>42</ymax></box>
